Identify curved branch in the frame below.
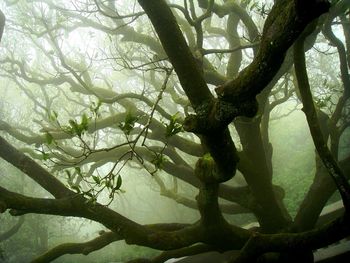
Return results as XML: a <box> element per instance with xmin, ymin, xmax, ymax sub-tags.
<box><xmin>0</xmin><ymin>9</ymin><xmax>5</xmax><ymax>42</ymax></box>
<box><xmin>202</xmin><ymin>43</ymin><xmax>259</xmax><ymax>56</ymax></box>
<box><xmin>149</xmin><ymin>244</ymin><xmax>214</xmax><ymax>263</ymax></box>
<box><xmin>0</xmin><ymin>186</ymin><xmax>80</xmax><ymax>216</ymax></box>
<box><xmin>31</xmin><ymin>231</ymin><xmax>121</xmax><ymax>263</ymax></box>
<box><xmin>294</xmin><ymin>29</ymin><xmax>350</xmax><ymax>210</ymax></box>
<box><xmin>32</xmin><ymin>224</ymin><xmax>195</xmax><ymax>263</ymax></box>
<box><xmin>0</xmin><ymin>111</ymin><xmax>202</xmax><ymax>158</ymax></box>
<box><xmin>154</xmin><ymin>175</ymin><xmax>250</xmax><ymax>215</ymax></box>
<box><xmin>0</xmin><ymin>216</ymin><xmax>24</xmax><ymax>242</ymax></box>
<box><xmin>197</xmin><ymin>0</ymin><xmax>259</xmax><ymax>44</ymax></box>
<box><xmin>229</xmin><ymin>213</ymin><xmax>350</xmax><ymax>263</ymax></box>
<box><xmin>50</xmin><ymin>143</ymin><xmax>253</xmax><ymax>210</ymax></box>
<box><xmin>0</xmin><ymin>185</ymin><xmax>202</xmax><ymax>251</ymax></box>
<box><xmin>0</xmin><ymin>136</ymin><xmax>73</xmax><ymax>198</ymax></box>
<box><xmin>216</xmin><ymin>0</ymin><xmax>330</xmax><ymax>103</ymax></box>
<box><xmin>322</xmin><ymin>1</ymin><xmax>350</xmax><ymax>129</ymax></box>
<box><xmin>137</xmin><ymin>0</ymin><xmax>213</xmax><ymax>110</ymax></box>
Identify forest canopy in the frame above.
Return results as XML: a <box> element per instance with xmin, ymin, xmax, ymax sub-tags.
<box><xmin>0</xmin><ymin>0</ymin><xmax>350</xmax><ymax>262</ymax></box>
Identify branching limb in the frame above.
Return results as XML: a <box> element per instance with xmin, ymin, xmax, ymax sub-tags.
<box><xmin>322</xmin><ymin>1</ymin><xmax>350</xmax><ymax>129</ymax></box>
<box><xmin>154</xmin><ymin>175</ymin><xmax>250</xmax><ymax>215</ymax></box>
<box><xmin>216</xmin><ymin>0</ymin><xmax>330</xmax><ymax>109</ymax></box>
<box><xmin>294</xmin><ymin>30</ymin><xmax>350</xmax><ymax>210</ymax></box>
<box><xmin>0</xmin><ymin>216</ymin><xmax>24</xmax><ymax>242</ymax></box>
<box><xmin>0</xmin><ymin>186</ymin><xmax>81</xmax><ymax>216</ymax></box>
<box><xmin>137</xmin><ymin>0</ymin><xmax>212</xmax><ymax>110</ymax></box>
<box><xmin>0</xmin><ymin>111</ymin><xmax>202</xmax><ymax>158</ymax></box>
<box><xmin>197</xmin><ymin>0</ymin><xmax>259</xmax><ymax>44</ymax></box>
<box><xmin>31</xmin><ymin>231</ymin><xmax>121</xmax><ymax>263</ymax></box>
<box><xmin>0</xmin><ymin>184</ymin><xmax>203</xmax><ymax>251</ymax></box>
<box><xmin>294</xmin><ymin>154</ymin><xmax>350</xmax><ymax>231</ymax></box>
<box><xmin>190</xmin><ymin>154</ymin><xmax>251</xmax><ymax>249</ymax></box>
<box><xmin>149</xmin><ymin>244</ymin><xmax>214</xmax><ymax>263</ymax></box>
<box><xmin>0</xmin><ymin>136</ymin><xmax>73</xmax><ymax>198</ymax></box>
<box><xmin>229</xmin><ymin>214</ymin><xmax>350</xmax><ymax>263</ymax></box>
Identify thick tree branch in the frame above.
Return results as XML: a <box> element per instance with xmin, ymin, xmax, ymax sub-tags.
<box><xmin>0</xmin><ymin>186</ymin><xmax>80</xmax><ymax>216</ymax></box>
<box><xmin>0</xmin><ymin>136</ymin><xmax>73</xmax><ymax>198</ymax></box>
<box><xmin>31</xmin><ymin>231</ymin><xmax>121</xmax><ymax>263</ymax></box>
<box><xmin>148</xmin><ymin>244</ymin><xmax>214</xmax><ymax>263</ymax></box>
<box><xmin>157</xmin><ymin>182</ymin><xmax>250</xmax><ymax>215</ymax></box>
<box><xmin>229</xmin><ymin>213</ymin><xmax>350</xmax><ymax>263</ymax></box>
<box><xmin>137</xmin><ymin>0</ymin><xmax>213</xmax><ymax>110</ymax></box>
<box><xmin>194</xmin><ymin>155</ymin><xmax>227</xmax><ymax>226</ymax></box>
<box><xmin>0</xmin><ymin>216</ymin><xmax>24</xmax><ymax>242</ymax></box>
<box><xmin>197</xmin><ymin>0</ymin><xmax>260</xmax><ymax>45</ymax></box>
<box><xmin>135</xmin><ymin>1</ymin><xmax>240</xmax><ymax>181</ymax></box>
<box><xmin>217</xmin><ymin>0</ymin><xmax>330</xmax><ymax>103</ymax></box>
<box><xmin>32</xmin><ymin>224</ymin><xmax>195</xmax><ymax>263</ymax></box>
<box><xmin>50</xmin><ymin>143</ymin><xmax>253</xmax><ymax>210</ymax></box>
<box><xmin>294</xmin><ymin>31</ymin><xmax>350</xmax><ymax>210</ymax></box>
<box><xmin>294</xmin><ymin>158</ymin><xmax>337</xmax><ymax>231</ymax></box>
<box><xmin>0</xmin><ymin>185</ymin><xmax>203</xmax><ymax>251</ymax></box>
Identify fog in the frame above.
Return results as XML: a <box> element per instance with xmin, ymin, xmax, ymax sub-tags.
<box><xmin>0</xmin><ymin>1</ymin><xmax>349</xmax><ymax>263</ymax></box>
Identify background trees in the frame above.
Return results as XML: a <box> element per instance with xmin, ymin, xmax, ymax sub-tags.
<box><xmin>0</xmin><ymin>0</ymin><xmax>349</xmax><ymax>262</ymax></box>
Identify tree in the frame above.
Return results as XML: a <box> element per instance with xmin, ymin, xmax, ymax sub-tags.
<box><xmin>0</xmin><ymin>0</ymin><xmax>350</xmax><ymax>262</ymax></box>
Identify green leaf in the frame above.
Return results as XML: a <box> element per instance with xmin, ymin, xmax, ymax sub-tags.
<box><xmin>45</xmin><ymin>132</ymin><xmax>54</xmax><ymax>145</ymax></box>
<box><xmin>80</xmin><ymin>113</ymin><xmax>89</xmax><ymax>132</ymax></box>
<box><xmin>115</xmin><ymin>175</ymin><xmax>122</xmax><ymax>190</ymax></box>
<box><xmin>68</xmin><ymin>115</ymin><xmax>90</xmax><ymax>136</ymax></box>
<box><xmin>48</xmin><ymin>110</ymin><xmax>58</xmax><ymax>122</ymax></box>
<box><xmin>69</xmin><ymin>119</ymin><xmax>81</xmax><ymax>136</ymax></box>
<box><xmin>42</xmin><ymin>152</ymin><xmax>50</xmax><ymax>161</ymax></box>
<box><xmin>119</xmin><ymin>111</ymin><xmax>139</xmax><ymax>135</ymax></box>
<box><xmin>75</xmin><ymin>167</ymin><xmax>82</xmax><ymax>176</ymax></box>
<box><xmin>90</xmin><ymin>100</ymin><xmax>102</xmax><ymax>115</ymax></box>
<box><xmin>151</xmin><ymin>153</ymin><xmax>167</xmax><ymax>170</ymax></box>
<box><xmin>92</xmin><ymin>175</ymin><xmax>101</xmax><ymax>184</ymax></box>
<box><xmin>165</xmin><ymin>113</ymin><xmax>183</xmax><ymax>137</ymax></box>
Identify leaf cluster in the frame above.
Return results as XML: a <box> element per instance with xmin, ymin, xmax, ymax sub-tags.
<box><xmin>151</xmin><ymin>152</ymin><xmax>168</xmax><ymax>171</ymax></box>
<box><xmin>165</xmin><ymin>113</ymin><xmax>183</xmax><ymax>137</ymax></box>
<box><xmin>89</xmin><ymin>100</ymin><xmax>102</xmax><ymax>117</ymax></box>
<box><xmin>65</xmin><ymin>167</ymin><xmax>124</xmax><ymax>204</ymax></box>
<box><xmin>67</xmin><ymin>113</ymin><xmax>89</xmax><ymax>137</ymax></box>
<box><xmin>118</xmin><ymin>111</ymin><xmax>139</xmax><ymax>135</ymax></box>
